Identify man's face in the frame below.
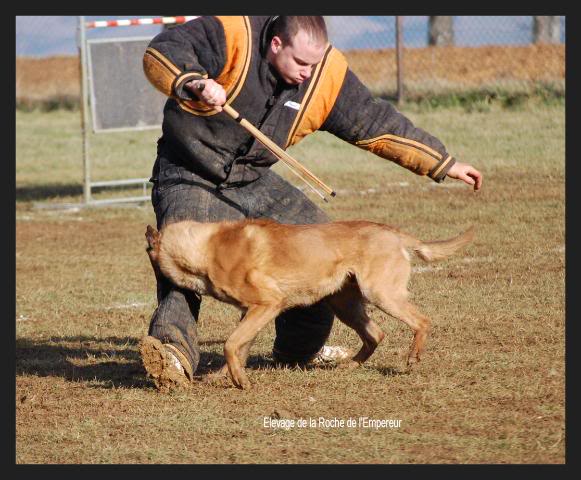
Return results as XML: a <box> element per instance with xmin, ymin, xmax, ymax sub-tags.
<box><xmin>268</xmin><ymin>29</ymin><xmax>326</xmax><ymax>85</ymax></box>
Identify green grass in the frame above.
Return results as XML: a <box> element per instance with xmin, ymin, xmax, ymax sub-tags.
<box><xmin>15</xmin><ymin>103</ymin><xmax>565</xmax><ymax>464</ymax></box>
<box><xmin>384</xmin><ymin>82</ymin><xmax>565</xmax><ymax>111</ymax></box>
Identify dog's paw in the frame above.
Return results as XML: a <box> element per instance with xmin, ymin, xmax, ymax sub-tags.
<box><xmin>230</xmin><ymin>370</ymin><xmax>252</xmax><ymax>390</ymax></box>
<box><xmin>406</xmin><ymin>354</ymin><xmax>420</xmax><ymax>369</ymax></box>
<box><xmin>234</xmin><ymin>378</ymin><xmax>252</xmax><ymax>390</ymax></box>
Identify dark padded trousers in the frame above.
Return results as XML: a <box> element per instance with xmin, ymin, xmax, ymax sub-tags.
<box><xmin>148</xmin><ymin>166</ymin><xmax>335</xmax><ymax>376</ymax></box>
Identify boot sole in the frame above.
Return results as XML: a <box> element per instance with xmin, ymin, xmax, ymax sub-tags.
<box><xmin>139</xmin><ymin>336</ymin><xmax>191</xmax><ymax>392</ymax></box>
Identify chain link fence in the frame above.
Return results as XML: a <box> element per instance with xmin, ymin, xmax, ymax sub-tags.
<box><xmin>326</xmin><ymin>16</ymin><xmax>565</xmax><ymax>100</ymax></box>
<box><xmin>16</xmin><ymin>16</ymin><xmax>565</xmax><ymax>107</ymax></box>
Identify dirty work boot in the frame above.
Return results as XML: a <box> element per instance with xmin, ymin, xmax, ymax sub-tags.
<box><xmin>273</xmin><ymin>345</ymin><xmax>353</xmax><ymax>368</ymax></box>
<box><xmin>140</xmin><ymin>336</ymin><xmax>193</xmax><ymax>392</ymax></box>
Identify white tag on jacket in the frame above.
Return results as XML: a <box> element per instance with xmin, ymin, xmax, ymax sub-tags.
<box><xmin>284</xmin><ymin>100</ymin><xmax>301</xmax><ymax>110</ymax></box>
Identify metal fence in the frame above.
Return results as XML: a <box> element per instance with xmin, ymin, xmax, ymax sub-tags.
<box><xmin>326</xmin><ymin>16</ymin><xmax>565</xmax><ymax>100</ymax></box>
<box><xmin>16</xmin><ymin>15</ymin><xmax>566</xmax><ymax>104</ymax></box>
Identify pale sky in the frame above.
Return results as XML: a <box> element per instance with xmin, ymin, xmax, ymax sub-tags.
<box><xmin>16</xmin><ymin>16</ymin><xmax>565</xmax><ymax>57</ymax></box>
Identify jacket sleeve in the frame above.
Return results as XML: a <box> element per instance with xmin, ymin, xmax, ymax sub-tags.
<box><xmin>142</xmin><ymin>16</ymin><xmax>227</xmax><ymax>101</ymax></box>
<box><xmin>320</xmin><ymin>69</ymin><xmax>456</xmax><ymax>182</ymax></box>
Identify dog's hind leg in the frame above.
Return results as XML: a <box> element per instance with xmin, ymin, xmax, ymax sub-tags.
<box><xmin>372</xmin><ymin>294</ymin><xmax>431</xmax><ymax>368</ymax></box>
<box><xmin>224</xmin><ymin>304</ymin><xmax>281</xmax><ymax>389</ymax></box>
<box><xmin>357</xmin><ymin>253</ymin><xmax>430</xmax><ymax>368</ymax></box>
<box><xmin>327</xmin><ymin>281</ymin><xmax>385</xmax><ymax>369</ymax></box>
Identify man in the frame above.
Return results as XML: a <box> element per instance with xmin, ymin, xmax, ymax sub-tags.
<box><xmin>140</xmin><ymin>16</ymin><xmax>483</xmax><ymax>391</ymax></box>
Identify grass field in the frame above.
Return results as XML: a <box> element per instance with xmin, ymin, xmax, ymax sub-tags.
<box><xmin>15</xmin><ymin>100</ymin><xmax>565</xmax><ymax>464</ymax></box>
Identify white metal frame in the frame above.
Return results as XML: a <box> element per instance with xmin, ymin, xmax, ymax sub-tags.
<box><xmin>77</xmin><ymin>16</ymin><xmax>156</xmax><ymax>206</ymax></box>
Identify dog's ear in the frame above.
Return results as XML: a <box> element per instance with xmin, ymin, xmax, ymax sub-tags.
<box><xmin>145</xmin><ymin>225</ymin><xmax>160</xmax><ymax>252</ymax></box>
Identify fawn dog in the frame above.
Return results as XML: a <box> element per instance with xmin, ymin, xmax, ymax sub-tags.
<box><xmin>145</xmin><ymin>219</ymin><xmax>474</xmax><ymax>389</ymax></box>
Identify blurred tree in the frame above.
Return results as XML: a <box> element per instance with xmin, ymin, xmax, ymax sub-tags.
<box><xmin>428</xmin><ymin>16</ymin><xmax>454</xmax><ymax>46</ymax></box>
<box><xmin>533</xmin><ymin>16</ymin><xmax>561</xmax><ymax>44</ymax></box>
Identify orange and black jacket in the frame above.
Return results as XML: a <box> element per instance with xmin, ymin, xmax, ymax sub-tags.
<box><xmin>144</xmin><ymin>16</ymin><xmax>456</xmax><ymax>188</ymax></box>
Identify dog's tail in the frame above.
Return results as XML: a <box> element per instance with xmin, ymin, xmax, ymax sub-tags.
<box><xmin>411</xmin><ymin>226</ymin><xmax>475</xmax><ymax>262</ymax></box>
<box><xmin>145</xmin><ymin>225</ymin><xmax>161</xmax><ymax>264</ymax></box>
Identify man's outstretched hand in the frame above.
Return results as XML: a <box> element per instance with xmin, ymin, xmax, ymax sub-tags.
<box><xmin>447</xmin><ymin>161</ymin><xmax>483</xmax><ymax>191</ymax></box>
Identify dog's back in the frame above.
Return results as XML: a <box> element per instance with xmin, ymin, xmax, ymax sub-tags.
<box><xmin>146</xmin><ymin>219</ymin><xmax>473</xmax><ymax>307</ymax></box>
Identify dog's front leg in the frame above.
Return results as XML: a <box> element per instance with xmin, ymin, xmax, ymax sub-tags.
<box><xmin>224</xmin><ymin>304</ymin><xmax>280</xmax><ymax>390</ymax></box>
<box><xmin>204</xmin><ymin>309</ymin><xmax>251</xmax><ymax>385</ymax></box>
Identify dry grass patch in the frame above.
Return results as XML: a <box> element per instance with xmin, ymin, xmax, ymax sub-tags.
<box><xmin>15</xmin><ymin>104</ymin><xmax>564</xmax><ymax>463</ymax></box>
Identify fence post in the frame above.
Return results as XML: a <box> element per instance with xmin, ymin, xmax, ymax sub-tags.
<box><xmin>77</xmin><ymin>16</ymin><xmax>91</xmax><ymax>204</ymax></box>
<box><xmin>395</xmin><ymin>16</ymin><xmax>404</xmax><ymax>105</ymax></box>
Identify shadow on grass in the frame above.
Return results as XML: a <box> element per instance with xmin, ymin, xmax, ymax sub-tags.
<box><xmin>17</xmin><ymin>335</ymin><xmax>386</xmax><ymax>389</ymax></box>
<box><xmin>15</xmin><ymin>335</ymin><xmax>274</xmax><ymax>389</ymax></box>
<box><xmin>16</xmin><ymin>335</ymin><xmax>149</xmax><ymax>389</ymax></box>
<box><xmin>16</xmin><ymin>183</ymin><xmax>150</xmax><ymax>203</ymax></box>
<box><xmin>195</xmin><ymin>350</ymin><xmax>275</xmax><ymax>377</ymax></box>
<box><xmin>372</xmin><ymin>365</ymin><xmax>410</xmax><ymax>377</ymax></box>
<box><xmin>16</xmin><ymin>183</ymin><xmax>83</xmax><ymax>202</ymax></box>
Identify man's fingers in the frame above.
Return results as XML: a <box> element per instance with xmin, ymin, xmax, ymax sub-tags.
<box><xmin>467</xmin><ymin>169</ymin><xmax>482</xmax><ymax>191</ymax></box>
<box><xmin>447</xmin><ymin>162</ymin><xmax>483</xmax><ymax>191</ymax></box>
<box><xmin>203</xmin><ymin>87</ymin><xmax>226</xmax><ymax>106</ymax></box>
<box><xmin>469</xmin><ymin>168</ymin><xmax>483</xmax><ymax>191</ymax></box>
<box><xmin>462</xmin><ymin>174</ymin><xmax>475</xmax><ymax>186</ymax></box>
<box><xmin>189</xmin><ymin>79</ymin><xmax>226</xmax><ymax>107</ymax></box>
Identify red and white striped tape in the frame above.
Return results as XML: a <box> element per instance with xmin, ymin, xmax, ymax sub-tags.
<box><xmin>86</xmin><ymin>16</ymin><xmax>199</xmax><ymax>29</ymax></box>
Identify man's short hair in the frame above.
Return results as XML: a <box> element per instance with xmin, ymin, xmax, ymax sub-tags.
<box><xmin>270</xmin><ymin>16</ymin><xmax>328</xmax><ymax>46</ymax></box>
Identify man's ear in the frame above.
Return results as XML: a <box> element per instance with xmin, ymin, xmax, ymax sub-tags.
<box><xmin>270</xmin><ymin>35</ymin><xmax>283</xmax><ymax>53</ymax></box>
